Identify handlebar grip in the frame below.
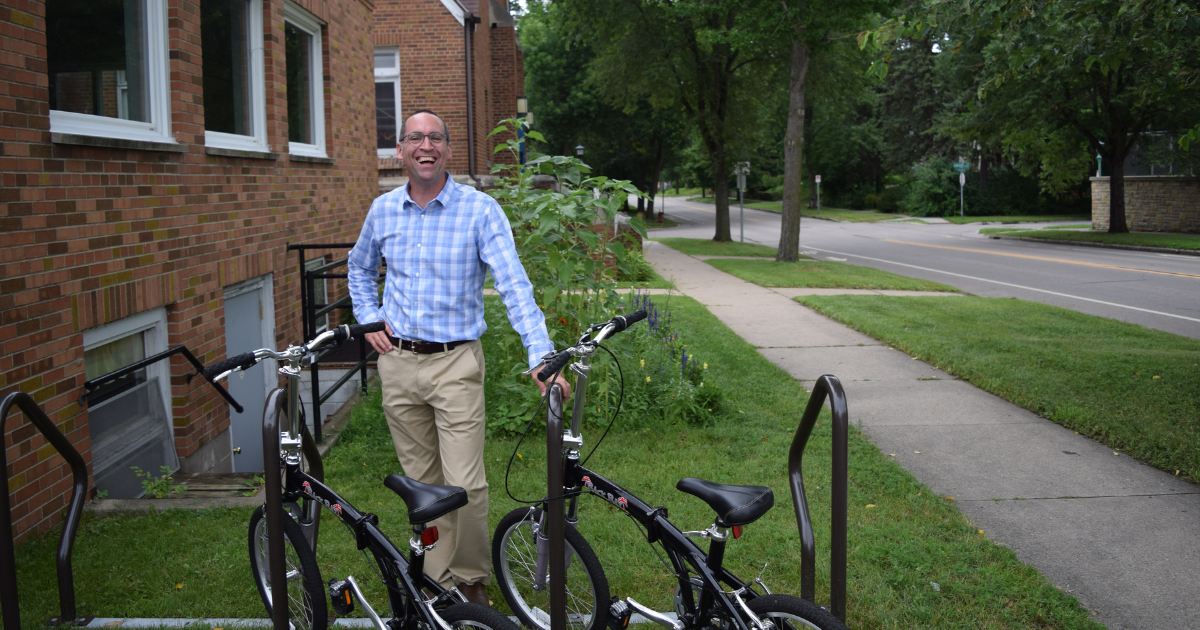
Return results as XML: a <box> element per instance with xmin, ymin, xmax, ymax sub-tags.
<box><xmin>537</xmin><ymin>351</ymin><xmax>573</xmax><ymax>382</ymax></box>
<box><xmin>335</xmin><ymin>322</ymin><xmax>387</xmax><ymax>344</ymax></box>
<box><xmin>610</xmin><ymin>309</ymin><xmax>648</xmax><ymax>334</ymax></box>
<box><xmin>203</xmin><ymin>352</ymin><xmax>258</xmax><ymax>380</ymax></box>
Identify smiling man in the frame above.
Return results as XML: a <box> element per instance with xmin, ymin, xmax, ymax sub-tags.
<box><xmin>347</xmin><ymin>110</ymin><xmax>569</xmax><ymax>605</ymax></box>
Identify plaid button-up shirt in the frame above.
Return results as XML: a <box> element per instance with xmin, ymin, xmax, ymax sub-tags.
<box><xmin>348</xmin><ymin>175</ymin><xmax>553</xmax><ymax>368</ymax></box>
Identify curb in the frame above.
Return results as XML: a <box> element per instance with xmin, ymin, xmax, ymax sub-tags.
<box><xmin>84</xmin><ymin>383</ymin><xmax>371</xmax><ymax>516</ymax></box>
<box><xmin>991</xmin><ymin>234</ymin><xmax>1200</xmax><ymax>257</ymax></box>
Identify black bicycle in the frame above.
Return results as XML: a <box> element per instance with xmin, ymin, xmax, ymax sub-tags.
<box><xmin>491</xmin><ymin>311</ymin><xmax>849</xmax><ymax>630</ymax></box>
<box><xmin>206</xmin><ymin>322</ymin><xmax>519</xmax><ymax>630</ymax></box>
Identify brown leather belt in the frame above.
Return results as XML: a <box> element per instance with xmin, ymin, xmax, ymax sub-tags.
<box><xmin>392</xmin><ymin>338</ymin><xmax>471</xmax><ymax>354</ymax></box>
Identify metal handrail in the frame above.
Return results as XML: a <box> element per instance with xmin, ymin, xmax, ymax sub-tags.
<box><xmin>787</xmin><ymin>374</ymin><xmax>848</xmax><ymax>622</ymax></box>
<box><xmin>0</xmin><ymin>392</ymin><xmax>89</xmax><ymax>628</ymax></box>
<box><xmin>79</xmin><ymin>344</ymin><xmax>243</xmax><ymax>413</ymax></box>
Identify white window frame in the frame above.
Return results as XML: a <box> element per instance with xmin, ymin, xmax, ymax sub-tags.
<box><xmin>48</xmin><ymin>0</ymin><xmax>175</xmax><ymax>145</ymax></box>
<box><xmin>284</xmin><ymin>1</ymin><xmax>327</xmax><ymax>158</ymax></box>
<box><xmin>82</xmin><ymin>307</ymin><xmax>172</xmax><ymax>426</ymax></box>
<box><xmin>375</xmin><ymin>47</ymin><xmax>401</xmax><ymax>158</ymax></box>
<box><xmin>304</xmin><ymin>257</ymin><xmax>331</xmax><ymax>332</ymax></box>
<box><xmin>204</xmin><ymin>0</ymin><xmax>269</xmax><ymax>153</ymax></box>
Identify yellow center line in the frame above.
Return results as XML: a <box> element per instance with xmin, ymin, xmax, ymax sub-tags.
<box><xmin>882</xmin><ymin>240</ymin><xmax>1200</xmax><ymax>280</ymax></box>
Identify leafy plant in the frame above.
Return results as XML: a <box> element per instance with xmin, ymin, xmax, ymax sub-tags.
<box><xmin>130</xmin><ymin>466</ymin><xmax>185</xmax><ymax>499</ymax></box>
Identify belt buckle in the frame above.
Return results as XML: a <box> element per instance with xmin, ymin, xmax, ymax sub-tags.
<box><xmin>411</xmin><ymin>341</ymin><xmax>419</xmax><ymax>355</ymax></box>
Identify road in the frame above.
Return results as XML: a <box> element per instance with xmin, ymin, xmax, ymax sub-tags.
<box><xmin>648</xmin><ymin>196</ymin><xmax>1200</xmax><ymax>339</ymax></box>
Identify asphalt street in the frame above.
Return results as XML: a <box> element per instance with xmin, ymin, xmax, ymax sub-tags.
<box><xmin>650</xmin><ymin>196</ymin><xmax>1200</xmax><ymax>339</ymax></box>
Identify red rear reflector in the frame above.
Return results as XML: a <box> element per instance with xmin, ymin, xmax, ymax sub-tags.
<box><xmin>732</xmin><ymin>525</ymin><xmax>743</xmax><ymax>539</ymax></box>
<box><xmin>421</xmin><ymin>526</ymin><xmax>439</xmax><ymax>546</ymax></box>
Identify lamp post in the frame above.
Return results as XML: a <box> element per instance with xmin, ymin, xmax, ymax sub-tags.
<box><xmin>516</xmin><ymin>96</ymin><xmax>528</xmax><ymax>166</ymax></box>
<box><xmin>575</xmin><ymin>144</ymin><xmax>585</xmax><ymax>158</ymax></box>
<box><xmin>1096</xmin><ymin>151</ymin><xmax>1102</xmax><ymax>177</ymax></box>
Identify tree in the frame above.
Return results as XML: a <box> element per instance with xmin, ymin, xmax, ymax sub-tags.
<box><xmin>866</xmin><ymin>0</ymin><xmax>1200</xmax><ymax>232</ymax></box>
<box><xmin>562</xmin><ymin>0</ymin><xmax>781</xmax><ymax>242</ymax></box>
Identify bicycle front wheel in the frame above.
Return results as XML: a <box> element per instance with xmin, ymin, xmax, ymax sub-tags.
<box><xmin>746</xmin><ymin>593</ymin><xmax>848</xmax><ymax>630</ymax></box>
<box><xmin>492</xmin><ymin>507</ymin><xmax>610</xmax><ymax>630</ymax></box>
<box><xmin>441</xmin><ymin>602</ymin><xmax>523</xmax><ymax>630</ymax></box>
<box><xmin>248</xmin><ymin>505</ymin><xmax>329</xmax><ymax>630</ymax></box>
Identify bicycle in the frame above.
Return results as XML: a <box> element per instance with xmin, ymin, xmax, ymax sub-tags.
<box><xmin>205</xmin><ymin>322</ymin><xmax>520</xmax><ymax>630</ymax></box>
<box><xmin>491</xmin><ymin>310</ymin><xmax>850</xmax><ymax>630</ymax></box>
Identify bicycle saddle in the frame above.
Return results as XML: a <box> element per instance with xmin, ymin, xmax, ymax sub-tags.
<box><xmin>676</xmin><ymin>477</ymin><xmax>774</xmax><ymax>527</ymax></box>
<box><xmin>384</xmin><ymin>474</ymin><xmax>468</xmax><ymax>525</ymax></box>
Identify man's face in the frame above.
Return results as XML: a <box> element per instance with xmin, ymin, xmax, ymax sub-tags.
<box><xmin>399</xmin><ymin>113</ymin><xmax>451</xmax><ymax>187</ymax></box>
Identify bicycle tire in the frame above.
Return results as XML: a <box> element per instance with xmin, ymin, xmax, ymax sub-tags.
<box><xmin>441</xmin><ymin>602</ymin><xmax>524</xmax><ymax>630</ymax></box>
<box><xmin>745</xmin><ymin>593</ymin><xmax>848</xmax><ymax>630</ymax></box>
<box><xmin>492</xmin><ymin>507</ymin><xmax>610</xmax><ymax>630</ymax></box>
<box><xmin>248</xmin><ymin>505</ymin><xmax>329</xmax><ymax>630</ymax></box>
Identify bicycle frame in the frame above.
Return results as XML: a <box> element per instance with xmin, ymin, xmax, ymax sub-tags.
<box><xmin>533</xmin><ymin>317</ymin><xmax>766</xmax><ymax>630</ymax></box>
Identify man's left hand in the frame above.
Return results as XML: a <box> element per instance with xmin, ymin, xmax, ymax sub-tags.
<box><xmin>532</xmin><ymin>364</ymin><xmax>572</xmax><ymax>401</ymax></box>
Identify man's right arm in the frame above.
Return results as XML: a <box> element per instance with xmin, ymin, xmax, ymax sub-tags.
<box><xmin>347</xmin><ymin>205</ymin><xmax>393</xmax><ymax>354</ymax></box>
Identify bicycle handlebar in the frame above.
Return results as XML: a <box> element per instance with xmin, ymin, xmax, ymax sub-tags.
<box><xmin>203</xmin><ymin>322</ymin><xmax>387</xmax><ymax>381</ymax></box>
<box><xmin>536</xmin><ymin>309</ymin><xmax>647</xmax><ymax>382</ymax></box>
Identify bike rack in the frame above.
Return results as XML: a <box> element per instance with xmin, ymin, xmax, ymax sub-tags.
<box><xmin>788</xmin><ymin>374</ymin><xmax>849</xmax><ymax>622</ymax></box>
<box><xmin>546</xmin><ymin>385</ymin><xmax>567</xmax><ymax>630</ymax></box>
<box><xmin>0</xmin><ymin>392</ymin><xmax>90</xmax><ymax>628</ymax></box>
<box><xmin>287</xmin><ymin>243</ymin><xmax>381</xmax><ymax>442</ymax></box>
<box><xmin>262</xmin><ymin>388</ymin><xmax>290</xmax><ymax>630</ymax></box>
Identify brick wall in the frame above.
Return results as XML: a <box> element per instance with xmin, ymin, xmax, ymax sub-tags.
<box><xmin>1091</xmin><ymin>176</ymin><xmax>1200</xmax><ymax>233</ymax></box>
<box><xmin>1</xmin><ymin>0</ymin><xmax>376</xmax><ymax>541</ymax></box>
<box><xmin>373</xmin><ymin>0</ymin><xmax>522</xmax><ymax>183</ymax></box>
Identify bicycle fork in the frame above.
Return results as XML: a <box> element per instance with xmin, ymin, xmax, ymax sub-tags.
<box><xmin>533</xmin><ymin>496</ymin><xmax>580</xmax><ymax>590</ymax></box>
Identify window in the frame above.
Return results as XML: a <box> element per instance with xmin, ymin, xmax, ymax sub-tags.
<box><xmin>46</xmin><ymin>0</ymin><xmax>173</xmax><ymax>144</ymax></box>
<box><xmin>305</xmin><ymin>257</ymin><xmax>330</xmax><ymax>332</ymax></box>
<box><xmin>284</xmin><ymin>2</ymin><xmax>326</xmax><ymax>158</ymax></box>
<box><xmin>202</xmin><ymin>0</ymin><xmax>268</xmax><ymax>152</ymax></box>
<box><xmin>83</xmin><ymin>308</ymin><xmax>178</xmax><ymax>499</ymax></box>
<box><xmin>375</xmin><ymin>48</ymin><xmax>401</xmax><ymax>158</ymax></box>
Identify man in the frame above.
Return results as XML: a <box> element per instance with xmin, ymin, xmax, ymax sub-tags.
<box><xmin>347</xmin><ymin>110</ymin><xmax>570</xmax><ymax>606</ymax></box>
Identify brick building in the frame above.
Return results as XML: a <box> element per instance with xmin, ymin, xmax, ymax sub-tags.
<box><xmin>372</xmin><ymin>0</ymin><xmax>524</xmax><ymax>189</ymax></box>
<box><xmin>1</xmin><ymin>0</ymin><xmax>378</xmax><ymax>540</ymax></box>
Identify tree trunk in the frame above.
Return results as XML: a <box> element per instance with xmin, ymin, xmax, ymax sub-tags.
<box><xmin>777</xmin><ymin>37</ymin><xmax>810</xmax><ymax>262</ymax></box>
<box><xmin>1108</xmin><ymin>143</ymin><xmax>1130</xmax><ymax>233</ymax></box>
<box><xmin>805</xmin><ymin>101</ymin><xmax>817</xmax><ymax>209</ymax></box>
<box><xmin>711</xmin><ymin>139</ymin><xmax>732</xmax><ymax>241</ymax></box>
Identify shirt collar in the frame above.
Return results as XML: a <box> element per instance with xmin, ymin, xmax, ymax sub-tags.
<box><xmin>402</xmin><ymin>173</ymin><xmax>457</xmax><ymax>212</ymax></box>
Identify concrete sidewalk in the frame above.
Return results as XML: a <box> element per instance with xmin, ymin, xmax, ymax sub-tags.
<box><xmin>643</xmin><ymin>240</ymin><xmax>1200</xmax><ymax>630</ymax></box>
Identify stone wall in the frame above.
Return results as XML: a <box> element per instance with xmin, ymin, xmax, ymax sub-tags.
<box><xmin>1091</xmin><ymin>176</ymin><xmax>1200</xmax><ymax>233</ymax></box>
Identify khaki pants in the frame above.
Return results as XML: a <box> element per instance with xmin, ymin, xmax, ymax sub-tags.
<box><xmin>377</xmin><ymin>340</ymin><xmax>489</xmax><ymax>588</ymax></box>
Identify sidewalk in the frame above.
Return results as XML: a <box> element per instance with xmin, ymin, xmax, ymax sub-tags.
<box><xmin>642</xmin><ymin>240</ymin><xmax>1200</xmax><ymax>630</ymax></box>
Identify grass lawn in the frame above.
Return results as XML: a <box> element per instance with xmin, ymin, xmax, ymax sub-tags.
<box><xmin>707</xmin><ymin>259</ymin><xmax>960</xmax><ymax>292</ymax></box>
<box><xmin>685</xmin><ymin>198</ymin><xmax>902</xmax><ymax>223</ymax></box>
<box><xmin>654</xmin><ymin>237</ymin><xmax>779</xmax><ymax>257</ymax></box>
<box><xmin>12</xmin><ymin>295</ymin><xmax>1100</xmax><ymax>629</ymax></box>
<box><xmin>988</xmin><ymin>229</ymin><xmax>1200</xmax><ymax>251</ymax></box>
<box><xmin>797</xmin><ymin>295</ymin><xmax>1200</xmax><ymax>482</ymax></box>
<box><xmin>944</xmin><ymin>215</ymin><xmax>1091</xmax><ymax>225</ymax></box>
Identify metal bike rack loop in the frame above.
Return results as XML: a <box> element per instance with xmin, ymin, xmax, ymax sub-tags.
<box><xmin>788</xmin><ymin>374</ymin><xmax>848</xmax><ymax>622</ymax></box>
<box><xmin>546</xmin><ymin>385</ymin><xmax>567</xmax><ymax>630</ymax></box>
<box><xmin>262</xmin><ymin>388</ymin><xmax>290</xmax><ymax>630</ymax></box>
<box><xmin>0</xmin><ymin>391</ymin><xmax>90</xmax><ymax>628</ymax></box>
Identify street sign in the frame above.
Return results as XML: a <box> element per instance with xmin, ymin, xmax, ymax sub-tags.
<box><xmin>953</xmin><ymin>162</ymin><xmax>969</xmax><ymax>173</ymax></box>
<box><xmin>815</xmin><ymin>175</ymin><xmax>821</xmax><ymax>183</ymax></box>
<box><xmin>737</xmin><ymin>174</ymin><xmax>746</xmax><ymax>192</ymax></box>
<box><xmin>959</xmin><ymin>172</ymin><xmax>966</xmax><ymax>185</ymax></box>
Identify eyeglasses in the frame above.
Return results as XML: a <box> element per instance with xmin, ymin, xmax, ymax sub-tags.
<box><xmin>402</xmin><ymin>132</ymin><xmax>449</xmax><ymax>146</ymax></box>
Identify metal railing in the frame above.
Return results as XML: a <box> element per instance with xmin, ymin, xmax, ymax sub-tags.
<box><xmin>0</xmin><ymin>392</ymin><xmax>89</xmax><ymax>628</ymax></box>
<box><xmin>287</xmin><ymin>243</ymin><xmax>381</xmax><ymax>441</ymax></box>
<box><xmin>79</xmin><ymin>345</ymin><xmax>242</xmax><ymax>412</ymax></box>
<box><xmin>788</xmin><ymin>374</ymin><xmax>849</xmax><ymax>622</ymax></box>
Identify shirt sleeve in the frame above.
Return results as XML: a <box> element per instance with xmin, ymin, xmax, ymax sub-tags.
<box><xmin>477</xmin><ymin>197</ymin><xmax>554</xmax><ymax>368</ymax></box>
<box><xmin>348</xmin><ymin>201</ymin><xmax>384</xmax><ymax>326</ymax></box>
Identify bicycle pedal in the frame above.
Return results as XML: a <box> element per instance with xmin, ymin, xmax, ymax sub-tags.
<box><xmin>609</xmin><ymin>597</ymin><xmax>632</xmax><ymax>630</ymax></box>
<box><xmin>329</xmin><ymin>578</ymin><xmax>356</xmax><ymax>616</ymax></box>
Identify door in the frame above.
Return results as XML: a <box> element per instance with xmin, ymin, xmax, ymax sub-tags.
<box><xmin>225</xmin><ymin>281</ymin><xmax>271</xmax><ymax>472</ymax></box>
